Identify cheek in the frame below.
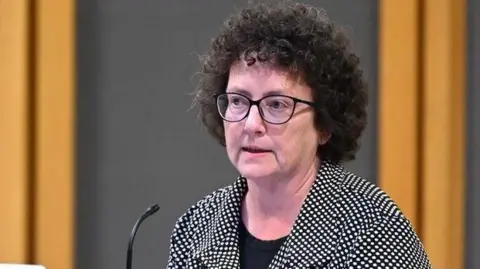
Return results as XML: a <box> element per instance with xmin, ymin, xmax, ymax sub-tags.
<box><xmin>275</xmin><ymin>122</ymin><xmax>317</xmax><ymax>156</ymax></box>
<box><xmin>224</xmin><ymin>122</ymin><xmax>240</xmax><ymax>147</ymax></box>
<box><xmin>281</xmin><ymin>132</ymin><xmax>304</xmax><ymax>155</ymax></box>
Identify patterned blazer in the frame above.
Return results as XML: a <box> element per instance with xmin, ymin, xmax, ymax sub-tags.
<box><xmin>166</xmin><ymin>161</ymin><xmax>432</xmax><ymax>268</ymax></box>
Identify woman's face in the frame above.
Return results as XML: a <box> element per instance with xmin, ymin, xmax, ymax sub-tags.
<box><xmin>224</xmin><ymin>60</ymin><xmax>320</xmax><ymax>181</ymax></box>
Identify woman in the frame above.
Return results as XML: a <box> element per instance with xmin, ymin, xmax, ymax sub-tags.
<box><xmin>167</xmin><ymin>1</ymin><xmax>431</xmax><ymax>268</ymax></box>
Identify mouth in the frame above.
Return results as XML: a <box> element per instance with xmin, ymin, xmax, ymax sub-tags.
<box><xmin>241</xmin><ymin>146</ymin><xmax>272</xmax><ymax>154</ymax></box>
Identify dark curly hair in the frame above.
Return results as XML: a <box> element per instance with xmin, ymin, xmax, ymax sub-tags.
<box><xmin>194</xmin><ymin>0</ymin><xmax>368</xmax><ymax>164</ymax></box>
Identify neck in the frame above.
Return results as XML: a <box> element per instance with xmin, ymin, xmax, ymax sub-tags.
<box><xmin>241</xmin><ymin>158</ymin><xmax>321</xmax><ymax>240</ymax></box>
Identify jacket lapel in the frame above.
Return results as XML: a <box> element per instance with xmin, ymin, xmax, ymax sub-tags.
<box><xmin>278</xmin><ymin>161</ymin><xmax>346</xmax><ymax>268</ymax></box>
<box><xmin>193</xmin><ymin>178</ymin><xmax>247</xmax><ymax>269</ymax></box>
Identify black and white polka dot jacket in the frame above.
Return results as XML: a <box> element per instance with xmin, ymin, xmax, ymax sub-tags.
<box><xmin>166</xmin><ymin>161</ymin><xmax>432</xmax><ymax>268</ymax></box>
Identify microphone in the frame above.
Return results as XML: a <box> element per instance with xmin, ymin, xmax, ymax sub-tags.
<box><xmin>126</xmin><ymin>204</ymin><xmax>160</xmax><ymax>269</ymax></box>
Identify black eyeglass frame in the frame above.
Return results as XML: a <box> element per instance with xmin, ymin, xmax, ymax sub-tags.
<box><xmin>214</xmin><ymin>92</ymin><xmax>316</xmax><ymax>125</ymax></box>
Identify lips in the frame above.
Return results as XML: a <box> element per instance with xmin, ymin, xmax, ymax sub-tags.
<box><xmin>242</xmin><ymin>146</ymin><xmax>271</xmax><ymax>153</ymax></box>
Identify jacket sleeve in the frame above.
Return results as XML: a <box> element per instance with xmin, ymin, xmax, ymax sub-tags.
<box><xmin>345</xmin><ymin>215</ymin><xmax>432</xmax><ymax>269</ymax></box>
<box><xmin>166</xmin><ymin>212</ymin><xmax>193</xmax><ymax>269</ymax></box>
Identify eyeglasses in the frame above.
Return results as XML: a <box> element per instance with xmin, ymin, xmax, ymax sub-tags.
<box><xmin>214</xmin><ymin>92</ymin><xmax>315</xmax><ymax>124</ymax></box>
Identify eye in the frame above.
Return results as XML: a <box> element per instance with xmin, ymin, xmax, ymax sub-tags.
<box><xmin>228</xmin><ymin>95</ymin><xmax>249</xmax><ymax>107</ymax></box>
<box><xmin>231</xmin><ymin>97</ymin><xmax>241</xmax><ymax>105</ymax></box>
<box><xmin>271</xmin><ymin>100</ymin><xmax>286</xmax><ymax>109</ymax></box>
<box><xmin>265</xmin><ymin>98</ymin><xmax>290</xmax><ymax>110</ymax></box>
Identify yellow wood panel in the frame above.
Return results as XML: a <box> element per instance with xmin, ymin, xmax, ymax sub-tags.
<box><xmin>33</xmin><ymin>0</ymin><xmax>75</xmax><ymax>268</ymax></box>
<box><xmin>421</xmin><ymin>0</ymin><xmax>466</xmax><ymax>267</ymax></box>
<box><xmin>379</xmin><ymin>0</ymin><xmax>421</xmax><ymax>229</ymax></box>
<box><xmin>0</xmin><ymin>0</ymin><xmax>31</xmax><ymax>262</ymax></box>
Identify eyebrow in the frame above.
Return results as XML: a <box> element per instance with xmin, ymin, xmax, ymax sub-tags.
<box><xmin>226</xmin><ymin>87</ymin><xmax>286</xmax><ymax>97</ymax></box>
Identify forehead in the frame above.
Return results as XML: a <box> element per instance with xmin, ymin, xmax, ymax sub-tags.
<box><xmin>227</xmin><ymin>60</ymin><xmax>311</xmax><ymax>98</ymax></box>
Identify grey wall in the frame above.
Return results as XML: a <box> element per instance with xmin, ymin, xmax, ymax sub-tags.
<box><xmin>76</xmin><ymin>1</ymin><xmax>378</xmax><ymax>268</ymax></box>
<box><xmin>466</xmin><ymin>0</ymin><xmax>479</xmax><ymax>268</ymax></box>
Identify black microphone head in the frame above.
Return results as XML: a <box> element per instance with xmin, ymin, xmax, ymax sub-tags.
<box><xmin>145</xmin><ymin>204</ymin><xmax>160</xmax><ymax>216</ymax></box>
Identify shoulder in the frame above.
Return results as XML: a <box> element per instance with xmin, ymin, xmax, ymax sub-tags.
<box><xmin>334</xmin><ymin>170</ymin><xmax>418</xmax><ymax>242</ymax></box>
<box><xmin>170</xmin><ymin>178</ymin><xmax>240</xmax><ymax>234</ymax></box>
<box><xmin>338</xmin><ymin>170</ymin><xmax>406</xmax><ymax>222</ymax></box>
<box><xmin>336</xmin><ymin>172</ymin><xmax>431</xmax><ymax>267</ymax></box>
<box><xmin>167</xmin><ymin>182</ymin><xmax>238</xmax><ymax>267</ymax></box>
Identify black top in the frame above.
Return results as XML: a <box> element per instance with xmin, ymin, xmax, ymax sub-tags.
<box><xmin>239</xmin><ymin>221</ymin><xmax>288</xmax><ymax>269</ymax></box>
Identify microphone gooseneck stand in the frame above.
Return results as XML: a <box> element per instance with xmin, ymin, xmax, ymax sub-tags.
<box><xmin>126</xmin><ymin>204</ymin><xmax>160</xmax><ymax>269</ymax></box>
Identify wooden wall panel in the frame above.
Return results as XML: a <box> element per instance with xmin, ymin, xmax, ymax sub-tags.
<box><xmin>0</xmin><ymin>0</ymin><xmax>32</xmax><ymax>263</ymax></box>
<box><xmin>421</xmin><ymin>0</ymin><xmax>466</xmax><ymax>267</ymax></box>
<box><xmin>33</xmin><ymin>0</ymin><xmax>76</xmax><ymax>268</ymax></box>
<box><xmin>379</xmin><ymin>0</ymin><xmax>421</xmax><ymax>229</ymax></box>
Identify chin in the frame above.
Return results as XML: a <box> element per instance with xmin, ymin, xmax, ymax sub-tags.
<box><xmin>236</xmin><ymin>162</ymin><xmax>278</xmax><ymax>180</ymax></box>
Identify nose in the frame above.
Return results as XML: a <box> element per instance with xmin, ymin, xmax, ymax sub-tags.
<box><xmin>244</xmin><ymin>105</ymin><xmax>266</xmax><ymax>134</ymax></box>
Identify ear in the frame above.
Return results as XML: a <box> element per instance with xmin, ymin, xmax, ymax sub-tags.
<box><xmin>318</xmin><ymin>131</ymin><xmax>332</xmax><ymax>145</ymax></box>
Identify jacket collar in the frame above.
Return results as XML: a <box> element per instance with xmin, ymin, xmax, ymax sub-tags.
<box><xmin>193</xmin><ymin>160</ymin><xmax>346</xmax><ymax>268</ymax></box>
